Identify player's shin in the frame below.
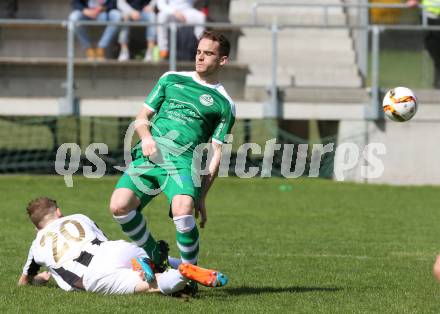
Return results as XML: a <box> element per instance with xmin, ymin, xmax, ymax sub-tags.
<box><xmin>174</xmin><ymin>215</ymin><xmax>199</xmax><ymax>264</ymax></box>
<box><xmin>113</xmin><ymin>210</ymin><xmax>160</xmax><ymax>264</ymax></box>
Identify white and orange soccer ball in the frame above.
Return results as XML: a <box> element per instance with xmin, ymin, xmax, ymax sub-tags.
<box><xmin>382</xmin><ymin>87</ymin><xmax>418</xmax><ymax>122</ymax></box>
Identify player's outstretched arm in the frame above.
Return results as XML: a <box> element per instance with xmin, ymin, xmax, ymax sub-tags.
<box><xmin>17</xmin><ymin>274</ymin><xmax>31</xmax><ymax>286</ymax></box>
<box><xmin>18</xmin><ymin>271</ymin><xmax>51</xmax><ymax>287</ymax></box>
<box><xmin>135</xmin><ymin>107</ymin><xmax>157</xmax><ymax>157</ymax></box>
<box><xmin>196</xmin><ymin>142</ymin><xmax>222</xmax><ymax>228</ymax></box>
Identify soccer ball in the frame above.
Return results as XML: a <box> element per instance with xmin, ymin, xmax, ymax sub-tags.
<box><xmin>382</xmin><ymin>87</ymin><xmax>417</xmax><ymax>122</ymax></box>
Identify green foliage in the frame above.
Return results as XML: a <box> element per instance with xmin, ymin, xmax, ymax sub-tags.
<box><xmin>1</xmin><ymin>176</ymin><xmax>440</xmax><ymax>313</ymax></box>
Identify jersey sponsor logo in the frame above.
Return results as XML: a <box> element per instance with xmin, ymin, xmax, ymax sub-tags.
<box><xmin>199</xmin><ymin>94</ymin><xmax>214</xmax><ymax>107</ymax></box>
<box><xmin>174</xmin><ymin>83</ymin><xmax>184</xmax><ymax>89</ymax></box>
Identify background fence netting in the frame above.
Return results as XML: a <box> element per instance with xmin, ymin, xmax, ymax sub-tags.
<box><xmin>0</xmin><ymin>116</ymin><xmax>345</xmax><ymax>178</ymax></box>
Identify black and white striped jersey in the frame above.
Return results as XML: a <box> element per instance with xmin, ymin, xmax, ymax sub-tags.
<box><xmin>22</xmin><ymin>214</ymin><xmax>108</xmax><ymax>291</ymax></box>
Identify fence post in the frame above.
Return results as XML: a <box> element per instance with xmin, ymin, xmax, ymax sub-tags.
<box><xmin>252</xmin><ymin>3</ymin><xmax>258</xmax><ymax>24</ymax></box>
<box><xmin>365</xmin><ymin>25</ymin><xmax>381</xmax><ymax>120</ymax></box>
<box><xmin>169</xmin><ymin>21</ymin><xmax>177</xmax><ymax>71</ymax></box>
<box><xmin>264</xmin><ymin>22</ymin><xmax>281</xmax><ymax>119</ymax></box>
<box><xmin>324</xmin><ymin>5</ymin><xmax>329</xmax><ymax>26</ymax></box>
<box><xmin>60</xmin><ymin>19</ymin><xmax>78</xmax><ymax>116</ymax></box>
<box><xmin>421</xmin><ymin>5</ymin><xmax>428</xmax><ymax>27</ymax></box>
<box><xmin>358</xmin><ymin>0</ymin><xmax>369</xmax><ymax>82</ymax></box>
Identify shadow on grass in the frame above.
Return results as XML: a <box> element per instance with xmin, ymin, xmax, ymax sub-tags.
<box><xmin>221</xmin><ymin>285</ymin><xmax>343</xmax><ymax>296</ymax></box>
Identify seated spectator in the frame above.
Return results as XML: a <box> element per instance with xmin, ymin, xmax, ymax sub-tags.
<box><xmin>156</xmin><ymin>0</ymin><xmax>206</xmax><ymax>60</ymax></box>
<box><xmin>69</xmin><ymin>0</ymin><xmax>122</xmax><ymax>61</ymax></box>
<box><xmin>117</xmin><ymin>0</ymin><xmax>157</xmax><ymax>62</ymax></box>
<box><xmin>0</xmin><ymin>0</ymin><xmax>18</xmax><ymax>18</ymax></box>
<box><xmin>408</xmin><ymin>0</ymin><xmax>440</xmax><ymax>88</ymax></box>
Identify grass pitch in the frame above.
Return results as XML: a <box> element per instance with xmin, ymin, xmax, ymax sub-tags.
<box><xmin>1</xmin><ymin>175</ymin><xmax>440</xmax><ymax>313</ymax></box>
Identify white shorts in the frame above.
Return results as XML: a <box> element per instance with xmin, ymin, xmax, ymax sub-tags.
<box><xmin>82</xmin><ymin>240</ymin><xmax>147</xmax><ymax>294</ymax></box>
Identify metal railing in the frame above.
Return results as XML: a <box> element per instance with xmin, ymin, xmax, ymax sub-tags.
<box><xmin>249</xmin><ymin>0</ymin><xmax>440</xmax><ymax>86</ymax></box>
<box><xmin>1</xmin><ymin>2</ymin><xmax>440</xmax><ymax>120</ymax></box>
<box><xmin>251</xmin><ymin>1</ymin><xmax>437</xmax><ymax>26</ymax></box>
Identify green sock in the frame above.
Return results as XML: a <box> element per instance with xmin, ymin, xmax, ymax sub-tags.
<box><xmin>113</xmin><ymin>210</ymin><xmax>160</xmax><ymax>264</ymax></box>
<box><xmin>176</xmin><ymin>225</ymin><xmax>199</xmax><ymax>264</ymax></box>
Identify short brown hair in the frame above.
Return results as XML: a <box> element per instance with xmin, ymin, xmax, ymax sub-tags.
<box><xmin>26</xmin><ymin>197</ymin><xmax>58</xmax><ymax>227</ymax></box>
<box><xmin>199</xmin><ymin>30</ymin><xmax>230</xmax><ymax>58</ymax></box>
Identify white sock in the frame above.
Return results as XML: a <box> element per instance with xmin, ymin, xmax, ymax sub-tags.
<box><xmin>157</xmin><ymin>269</ymin><xmax>188</xmax><ymax>295</ymax></box>
<box><xmin>173</xmin><ymin>215</ymin><xmax>195</xmax><ymax>233</ymax></box>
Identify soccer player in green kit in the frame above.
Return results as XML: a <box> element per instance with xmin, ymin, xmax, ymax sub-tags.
<box><xmin>109</xmin><ymin>31</ymin><xmax>235</xmax><ymax>272</ymax></box>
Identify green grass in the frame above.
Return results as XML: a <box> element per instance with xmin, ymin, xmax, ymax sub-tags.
<box><xmin>369</xmin><ymin>49</ymin><xmax>434</xmax><ymax>89</ymax></box>
<box><xmin>1</xmin><ymin>175</ymin><xmax>440</xmax><ymax>313</ymax></box>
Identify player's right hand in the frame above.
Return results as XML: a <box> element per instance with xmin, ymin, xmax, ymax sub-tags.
<box><xmin>141</xmin><ymin>136</ymin><xmax>157</xmax><ymax>157</ymax></box>
<box><xmin>195</xmin><ymin>198</ymin><xmax>207</xmax><ymax>228</ymax></box>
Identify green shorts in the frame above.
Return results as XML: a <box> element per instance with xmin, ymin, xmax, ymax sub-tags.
<box><xmin>115</xmin><ymin>157</ymin><xmax>201</xmax><ymax>211</ymax></box>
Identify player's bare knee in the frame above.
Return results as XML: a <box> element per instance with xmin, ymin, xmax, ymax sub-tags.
<box><xmin>171</xmin><ymin>195</ymin><xmax>194</xmax><ymax>216</ymax></box>
<box><xmin>172</xmin><ymin>207</ymin><xmax>193</xmax><ymax>217</ymax></box>
<box><xmin>109</xmin><ymin>189</ymin><xmax>139</xmax><ymax>216</ymax></box>
<box><xmin>109</xmin><ymin>196</ymin><xmax>132</xmax><ymax>216</ymax></box>
<box><xmin>109</xmin><ymin>201</ymin><xmax>130</xmax><ymax>216</ymax></box>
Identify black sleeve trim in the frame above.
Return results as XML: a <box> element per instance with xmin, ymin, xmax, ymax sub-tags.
<box><xmin>27</xmin><ymin>259</ymin><xmax>41</xmax><ymax>277</ymax></box>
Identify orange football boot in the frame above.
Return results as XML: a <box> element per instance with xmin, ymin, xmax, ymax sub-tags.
<box><xmin>178</xmin><ymin>263</ymin><xmax>228</xmax><ymax>287</ymax></box>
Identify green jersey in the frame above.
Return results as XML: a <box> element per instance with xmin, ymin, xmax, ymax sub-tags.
<box><xmin>141</xmin><ymin>71</ymin><xmax>235</xmax><ymax>167</ymax></box>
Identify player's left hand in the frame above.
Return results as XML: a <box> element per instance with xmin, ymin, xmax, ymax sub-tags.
<box><xmin>195</xmin><ymin>199</ymin><xmax>207</xmax><ymax>228</ymax></box>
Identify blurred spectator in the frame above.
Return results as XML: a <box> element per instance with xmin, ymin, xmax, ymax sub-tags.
<box><xmin>0</xmin><ymin>0</ymin><xmax>18</xmax><ymax>18</ymax></box>
<box><xmin>370</xmin><ymin>0</ymin><xmax>403</xmax><ymax>24</ymax></box>
<box><xmin>69</xmin><ymin>0</ymin><xmax>122</xmax><ymax>61</ymax></box>
<box><xmin>408</xmin><ymin>0</ymin><xmax>440</xmax><ymax>88</ymax></box>
<box><xmin>117</xmin><ymin>0</ymin><xmax>157</xmax><ymax>61</ymax></box>
<box><xmin>156</xmin><ymin>0</ymin><xmax>206</xmax><ymax>60</ymax></box>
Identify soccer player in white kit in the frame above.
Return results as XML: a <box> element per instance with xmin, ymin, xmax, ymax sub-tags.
<box><xmin>18</xmin><ymin>197</ymin><xmax>228</xmax><ymax>295</ymax></box>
